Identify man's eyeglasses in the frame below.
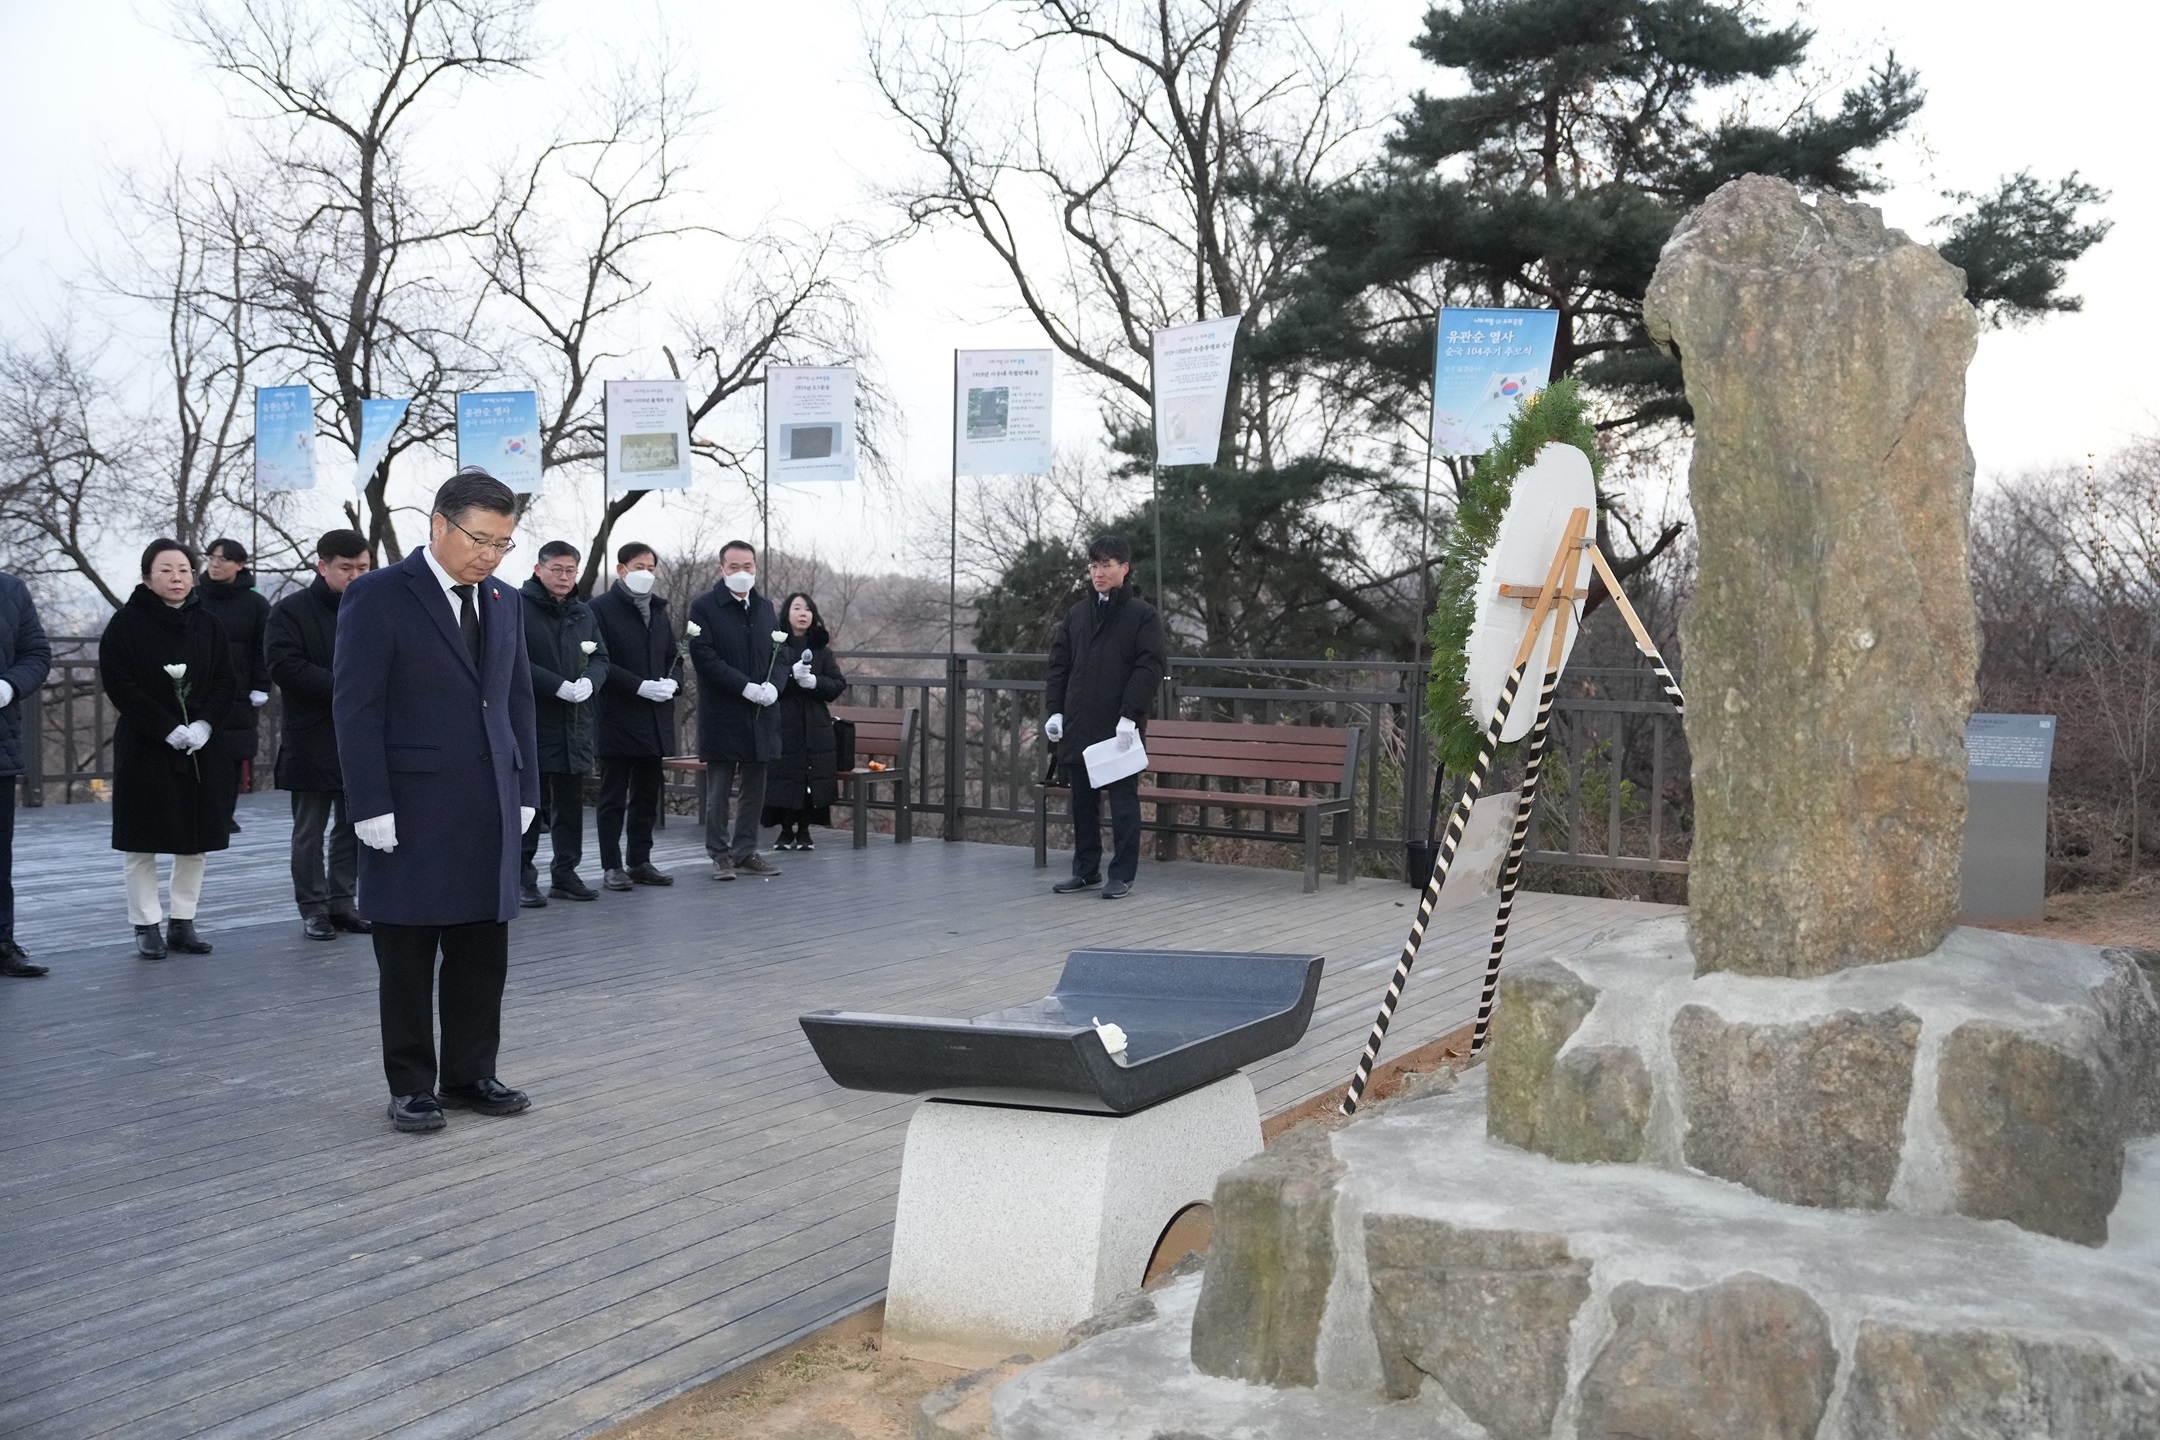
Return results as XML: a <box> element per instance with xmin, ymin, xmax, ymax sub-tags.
<box><xmin>443</xmin><ymin>514</ymin><xmax>517</xmax><ymax>556</ymax></box>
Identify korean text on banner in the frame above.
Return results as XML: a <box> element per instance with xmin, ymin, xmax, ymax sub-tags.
<box><xmin>1431</xmin><ymin>308</ymin><xmax>1560</xmax><ymax>457</ymax></box>
<box><xmin>353</xmin><ymin>397</ymin><xmax>411</xmax><ymax>495</ymax></box>
<box><xmin>254</xmin><ymin>385</ymin><xmax>317</xmax><ymax>492</ymax></box>
<box><xmin>605</xmin><ymin>379</ymin><xmax>693</xmax><ymax>492</ymax></box>
<box><xmin>954</xmin><ymin>349</ymin><xmax>1054</xmax><ymax>477</ymax></box>
<box><xmin>457</xmin><ymin>390</ymin><xmax>543</xmax><ymax>493</ymax></box>
<box><xmin>766</xmin><ymin>367</ymin><xmax>857</xmax><ymax>483</ymax></box>
<box><xmin>1151</xmin><ymin>315</ymin><xmax>1241</xmax><ymax>466</ymax></box>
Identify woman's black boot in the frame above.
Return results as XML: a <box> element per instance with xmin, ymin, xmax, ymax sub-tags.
<box><xmin>166</xmin><ymin>918</ymin><xmax>213</xmax><ymax>954</ymax></box>
<box><xmin>134</xmin><ymin>924</ymin><xmax>168</xmax><ymax>960</ymax></box>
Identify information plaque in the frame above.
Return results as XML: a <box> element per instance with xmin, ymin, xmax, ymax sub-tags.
<box><xmin>1959</xmin><ymin>713</ymin><xmax>2055</xmax><ymax>921</ymax></box>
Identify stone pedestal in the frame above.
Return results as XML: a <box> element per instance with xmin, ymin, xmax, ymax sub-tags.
<box><xmin>884</xmin><ymin>1072</ymin><xmax>1261</xmax><ymax>1363</ymax></box>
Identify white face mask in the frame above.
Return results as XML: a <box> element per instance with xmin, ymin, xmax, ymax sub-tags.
<box><xmin>618</xmin><ymin>569</ymin><xmax>656</xmax><ymax>596</ymax></box>
<box><xmin>724</xmin><ymin>570</ymin><xmax>756</xmax><ymax>595</ymax></box>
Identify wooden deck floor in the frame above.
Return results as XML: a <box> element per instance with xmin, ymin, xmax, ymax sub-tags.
<box><xmin>0</xmin><ymin>789</ymin><xmax>1673</xmax><ymax>1439</ymax></box>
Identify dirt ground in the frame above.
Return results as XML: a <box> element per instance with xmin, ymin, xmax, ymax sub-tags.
<box><xmin>1972</xmin><ymin>874</ymin><xmax>2160</xmax><ymax>949</ymax></box>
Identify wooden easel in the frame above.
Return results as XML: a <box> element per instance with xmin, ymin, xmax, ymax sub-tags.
<box><xmin>1341</xmin><ymin>508</ymin><xmax>1684</xmax><ymax>1113</ymax></box>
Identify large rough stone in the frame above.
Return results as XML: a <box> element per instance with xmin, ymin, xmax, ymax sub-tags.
<box><xmin>1188</xmin><ymin>1121</ymin><xmax>1341</xmax><ymax>1387</ymax></box>
<box><xmin>1938</xmin><ymin>1020</ymin><xmax>2122</xmax><ymax>1245</ymax></box>
<box><xmin>1577</xmin><ymin>1273</ymin><xmax>1837</xmax><ymax>1440</ymax></box>
<box><xmin>1486</xmin><ymin>960</ymin><xmax>1595</xmax><ymax>1148</ymax></box>
<box><xmin>1839</xmin><ymin>1322</ymin><xmax>2160</xmax><ymax>1437</ymax></box>
<box><xmin>1671</xmin><ymin>1003</ymin><xmax>1920</xmax><ymax>1209</ymax></box>
<box><xmin>1362</xmin><ymin>1216</ymin><xmax>1590</xmax><ymax>1440</ymax></box>
<box><xmin>2099</xmin><ymin>947</ymin><xmax>2160</xmax><ymax>1137</ymax></box>
<box><xmin>1644</xmin><ymin>174</ymin><xmax>1980</xmax><ymax>978</ymax></box>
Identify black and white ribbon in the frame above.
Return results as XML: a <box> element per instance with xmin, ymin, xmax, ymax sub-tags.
<box><xmin>1468</xmin><ymin>663</ymin><xmax>1561</xmax><ymax>1054</ymax></box>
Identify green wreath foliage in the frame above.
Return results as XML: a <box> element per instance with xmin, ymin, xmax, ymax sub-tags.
<box><xmin>1425</xmin><ymin>378</ymin><xmax>1603</xmax><ymax>777</ymax></box>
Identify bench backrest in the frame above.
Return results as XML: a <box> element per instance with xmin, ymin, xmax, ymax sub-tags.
<box><xmin>1142</xmin><ymin>720</ymin><xmax>1361</xmax><ymax>791</ymax></box>
<box><xmin>830</xmin><ymin>704</ymin><xmax>919</xmax><ymax>769</ymax></box>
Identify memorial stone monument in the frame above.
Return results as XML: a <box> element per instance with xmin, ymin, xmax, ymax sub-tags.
<box><xmin>988</xmin><ymin>177</ymin><xmax>2160</xmax><ymax>1440</ymax></box>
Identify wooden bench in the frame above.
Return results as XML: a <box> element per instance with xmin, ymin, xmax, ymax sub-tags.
<box><xmin>1033</xmin><ymin>720</ymin><xmax>1363</xmax><ymax>891</ymax></box>
<box><xmin>658</xmin><ymin>705</ymin><xmax>919</xmax><ymax>848</ymax></box>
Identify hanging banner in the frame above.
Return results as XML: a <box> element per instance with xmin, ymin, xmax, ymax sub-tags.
<box><xmin>253</xmin><ymin>385</ymin><xmax>317</xmax><ymax>492</ymax></box>
<box><xmin>1150</xmin><ymin>315</ymin><xmax>1241</xmax><ymax>466</ymax></box>
<box><xmin>456</xmin><ymin>389</ymin><xmax>543</xmax><ymax>493</ymax></box>
<box><xmin>604</xmin><ymin>379</ymin><xmax>693</xmax><ymax>492</ymax></box>
<box><xmin>1431</xmin><ymin>308</ymin><xmax>1561</xmax><ymax>457</ymax></box>
<box><xmin>352</xmin><ymin>396</ymin><xmax>411</xmax><ymax>495</ymax></box>
<box><xmin>953</xmin><ymin>349</ymin><xmax>1054</xmax><ymax>477</ymax></box>
<box><xmin>765</xmin><ymin>366</ymin><xmax>857</xmax><ymax>483</ymax></box>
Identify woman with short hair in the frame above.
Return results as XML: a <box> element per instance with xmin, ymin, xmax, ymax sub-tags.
<box><xmin>98</xmin><ymin>539</ymin><xmax>238</xmax><ymax>958</ymax></box>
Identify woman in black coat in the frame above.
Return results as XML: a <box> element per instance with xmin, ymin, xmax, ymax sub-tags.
<box><xmin>761</xmin><ymin>593</ymin><xmax>848</xmax><ymax>850</ymax></box>
<box><xmin>196</xmin><ymin>538</ymin><xmax>272</xmax><ymax>831</ymax></box>
<box><xmin>100</xmin><ymin>540</ymin><xmax>238</xmax><ymax>959</ymax></box>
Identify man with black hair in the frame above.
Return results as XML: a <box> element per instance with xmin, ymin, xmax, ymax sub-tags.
<box><xmin>519</xmin><ymin>540</ymin><xmax>609</xmax><ymax>905</ymax></box>
<box><xmin>1043</xmin><ymin>534</ymin><xmax>1165</xmax><ymax>900</ymax></box>
<box><xmin>199</xmin><ymin>538</ymin><xmax>272</xmax><ymax>832</ymax></box>
<box><xmin>267</xmin><ymin>528</ymin><xmax>372</xmax><ymax>940</ymax></box>
<box><xmin>591</xmin><ymin>541</ymin><xmax>679</xmax><ymax>890</ymax></box>
<box><xmin>336</xmin><ymin>466</ymin><xmax>540</xmax><ymax>1134</ymax></box>
<box><xmin>686</xmin><ymin>540</ymin><xmax>784</xmax><ymax>880</ymax></box>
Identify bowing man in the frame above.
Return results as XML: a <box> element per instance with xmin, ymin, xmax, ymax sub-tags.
<box><xmin>335</xmin><ymin>468</ymin><xmax>542</xmax><ymax>1134</ymax></box>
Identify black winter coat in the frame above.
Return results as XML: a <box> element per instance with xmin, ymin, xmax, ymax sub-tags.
<box><xmin>1043</xmin><ymin>583</ymin><xmax>1166</xmax><ymax>766</ymax></box>
<box><xmin>265</xmin><ymin>575</ymin><xmax>344</xmax><ymax>792</ymax></box>
<box><xmin>0</xmin><ymin>572</ymin><xmax>51</xmax><ymax>778</ymax></box>
<box><xmin>520</xmin><ymin>578</ymin><xmax>609</xmax><ymax>774</ymax></box>
<box><xmin>196</xmin><ymin>571</ymin><xmax>270</xmax><ymax>755</ymax></box>
<box><xmin>688</xmin><ymin>585</ymin><xmax>785</xmax><ymax>764</ymax></box>
<box><xmin>100</xmin><ymin>587</ymin><xmax>238</xmax><ymax>855</ymax></box>
<box><xmin>764</xmin><ymin>632</ymin><xmax>847</xmax><ymax>818</ymax></box>
<box><xmin>590</xmin><ymin>586</ymin><xmax>680</xmax><ymax>758</ymax></box>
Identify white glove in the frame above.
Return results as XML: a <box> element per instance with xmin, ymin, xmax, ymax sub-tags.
<box><xmin>166</xmin><ymin>724</ymin><xmax>193</xmax><ymax>751</ymax></box>
<box><xmin>637</xmin><ymin>679</ymin><xmax>675</xmax><ymax>702</ymax></box>
<box><xmin>1116</xmin><ymin>716</ymin><xmax>1139</xmax><ymax>748</ymax></box>
<box><xmin>793</xmin><ymin>663</ymin><xmax>816</xmax><ymax>688</ymax></box>
<box><xmin>0</xmin><ymin>679</ymin><xmax>18</xmax><ymax>708</ymax></box>
<box><xmin>556</xmin><ymin>679</ymin><xmax>579</xmax><ymax>702</ymax></box>
<box><xmin>520</xmin><ymin>806</ymin><xmax>536</xmax><ymax>832</ymax></box>
<box><xmin>249</xmin><ymin>690</ymin><xmax>269</xmax><ymax>707</ymax></box>
<box><xmin>355</xmin><ymin>813</ymin><xmax>397</xmax><ymax>851</ymax></box>
<box><xmin>185</xmin><ymin>720</ymin><xmax>213</xmax><ymax>752</ymax></box>
<box><xmin>1045</xmin><ymin>713</ymin><xmax>1063</xmax><ymax>742</ymax></box>
<box><xmin>744</xmin><ymin>681</ymin><xmax>778</xmax><ymax>706</ymax></box>
<box><xmin>759</xmin><ymin>682</ymin><xmax>779</xmax><ymax>706</ymax></box>
<box><xmin>572</xmin><ymin>677</ymin><xmax>593</xmax><ymax>703</ymax></box>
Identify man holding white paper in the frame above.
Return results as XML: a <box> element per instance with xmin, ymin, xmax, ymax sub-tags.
<box><xmin>1043</xmin><ymin>535</ymin><xmax>1165</xmax><ymax>900</ymax></box>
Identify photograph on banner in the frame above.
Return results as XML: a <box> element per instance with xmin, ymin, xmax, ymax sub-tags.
<box><xmin>1431</xmin><ymin>308</ymin><xmax>1560</xmax><ymax>457</ymax></box>
<box><xmin>953</xmin><ymin>349</ymin><xmax>1054</xmax><ymax>476</ymax></box>
<box><xmin>605</xmin><ymin>379</ymin><xmax>692</xmax><ymax>491</ymax></box>
<box><xmin>352</xmin><ymin>396</ymin><xmax>411</xmax><ymax>495</ymax></box>
<box><xmin>1151</xmin><ymin>315</ymin><xmax>1241</xmax><ymax>466</ymax></box>
<box><xmin>254</xmin><ymin>384</ymin><xmax>317</xmax><ymax>492</ymax></box>
<box><xmin>765</xmin><ymin>366</ymin><xmax>857</xmax><ymax>483</ymax></box>
<box><xmin>456</xmin><ymin>389</ymin><xmax>543</xmax><ymax>493</ymax></box>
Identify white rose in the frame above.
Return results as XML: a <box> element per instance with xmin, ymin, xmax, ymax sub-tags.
<box><xmin>580</xmin><ymin>640</ymin><xmax>597</xmax><ymax>654</ymax></box>
<box><xmin>162</xmin><ymin>664</ymin><xmax>187</xmax><ymax>680</ymax></box>
<box><xmin>771</xmin><ymin>630</ymin><xmax>788</xmax><ymax>644</ymax></box>
<box><xmin>685</xmin><ymin>621</ymin><xmax>702</xmax><ymax>637</ymax></box>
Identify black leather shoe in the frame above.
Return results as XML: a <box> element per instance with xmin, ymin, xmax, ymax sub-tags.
<box><xmin>1102</xmin><ymin>879</ymin><xmax>1132</xmax><ymax>900</ymax></box>
<box><xmin>1052</xmin><ymin>875</ymin><xmax>1101</xmax><ymax>894</ymax></box>
<box><xmin>519</xmin><ymin>885</ymin><xmax>547</xmax><ymax>908</ymax></box>
<box><xmin>303</xmin><ymin>915</ymin><xmax>337</xmax><ymax>941</ymax></box>
<box><xmin>388</xmin><ymin>1093</ymin><xmax>446</xmax><ymax>1133</ymax></box>
<box><xmin>797</xmin><ymin>831</ymin><xmax>816</xmax><ymax>851</ymax></box>
<box><xmin>167</xmin><ymin>918</ymin><xmax>213</xmax><ymax>953</ymax></box>
<box><xmin>603</xmin><ymin>868</ymin><xmax>634</xmax><ymax>891</ymax></box>
<box><xmin>0</xmin><ymin>944</ymin><xmax>47</xmax><ymax>977</ymax></box>
<box><xmin>549</xmin><ymin>874</ymin><xmax>598</xmax><ymax>901</ymax></box>
<box><xmin>134</xmin><ymin>924</ymin><xmax>168</xmax><ymax>960</ymax></box>
<box><xmin>438</xmin><ymin>1077</ymin><xmax>531</xmax><ymax>1116</ymax></box>
<box><xmin>329</xmin><ymin>912</ymin><xmax>372</xmax><ymax>934</ymax></box>
<box><xmin>628</xmin><ymin>863</ymin><xmax>674</xmax><ymax>886</ymax></box>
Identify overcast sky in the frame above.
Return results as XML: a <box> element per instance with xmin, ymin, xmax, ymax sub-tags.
<box><xmin>0</xmin><ymin>0</ymin><xmax>2150</xmax><ymax>584</ymax></box>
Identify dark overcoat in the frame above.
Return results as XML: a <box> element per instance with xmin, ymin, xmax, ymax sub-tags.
<box><xmin>0</xmin><ymin>572</ymin><xmax>52</xmax><ymax>778</ymax></box>
<box><xmin>265</xmin><ymin>575</ymin><xmax>344</xmax><ymax>792</ymax></box>
<box><xmin>100</xmin><ymin>586</ymin><xmax>239</xmax><ymax>854</ymax></box>
<box><xmin>1043</xmin><ymin>583</ymin><xmax>1167</xmax><ymax>765</ymax></box>
<box><xmin>764</xmin><ymin>630</ymin><xmax>848</xmax><ymax>817</ymax></box>
<box><xmin>687</xmin><ymin>585</ymin><xmax>785</xmax><ymax>764</ymax></box>
<box><xmin>334</xmin><ymin>549</ymin><xmax>541</xmax><ymax>927</ymax></box>
<box><xmin>197</xmin><ymin>571</ymin><xmax>271</xmax><ymax>758</ymax></box>
<box><xmin>520</xmin><ymin>577</ymin><xmax>609</xmax><ymax>775</ymax></box>
<box><xmin>590</xmin><ymin>585</ymin><xmax>680</xmax><ymax>758</ymax></box>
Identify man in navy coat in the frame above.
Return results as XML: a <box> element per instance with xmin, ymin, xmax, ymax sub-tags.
<box><xmin>687</xmin><ymin>540</ymin><xmax>784</xmax><ymax>881</ymax></box>
<box><xmin>335</xmin><ymin>468</ymin><xmax>542</xmax><ymax>1134</ymax></box>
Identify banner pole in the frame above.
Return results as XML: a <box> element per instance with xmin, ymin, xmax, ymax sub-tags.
<box><xmin>948</xmin><ymin>352</ymin><xmax>959</xmax><ymax>659</ymax></box>
<box><xmin>762</xmin><ymin>374</ymin><xmax>771</xmax><ymax>565</ymax></box>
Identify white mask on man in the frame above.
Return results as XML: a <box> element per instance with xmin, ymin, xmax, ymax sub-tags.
<box><xmin>724</xmin><ymin>571</ymin><xmax>756</xmax><ymax>595</ymax></box>
<box><xmin>618</xmin><ymin>569</ymin><xmax>657</xmax><ymax>596</ymax></box>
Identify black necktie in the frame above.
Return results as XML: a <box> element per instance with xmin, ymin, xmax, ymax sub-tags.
<box><xmin>452</xmin><ymin>583</ymin><xmax>482</xmax><ymax>667</ymax></box>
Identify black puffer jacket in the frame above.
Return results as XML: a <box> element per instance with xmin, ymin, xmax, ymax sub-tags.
<box><xmin>265</xmin><ymin>575</ymin><xmax>343</xmax><ymax>791</ymax></box>
<box><xmin>100</xmin><ymin>586</ymin><xmax>238</xmax><ymax>854</ymax></box>
<box><xmin>520</xmin><ymin>577</ymin><xmax>609</xmax><ymax>774</ymax></box>
<box><xmin>0</xmin><ymin>572</ymin><xmax>51</xmax><ymax>778</ymax></box>
<box><xmin>765</xmin><ymin>627</ymin><xmax>847</xmax><ymax>816</ymax></box>
<box><xmin>196</xmin><ymin>570</ymin><xmax>271</xmax><ymax>757</ymax></box>
<box><xmin>1043</xmin><ymin>583</ymin><xmax>1166</xmax><ymax>766</ymax></box>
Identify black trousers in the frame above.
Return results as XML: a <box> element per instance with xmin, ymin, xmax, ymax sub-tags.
<box><xmin>372</xmin><ymin>919</ymin><xmax>508</xmax><ymax>1097</ymax></box>
<box><xmin>289</xmin><ymin>789</ymin><xmax>358</xmax><ymax>918</ymax></box>
<box><xmin>519</xmin><ymin>771</ymin><xmax>587</xmax><ymax>887</ymax></box>
<box><xmin>1066</xmin><ymin>763</ymin><xmax>1142</xmax><ymax>884</ymax></box>
<box><xmin>596</xmin><ymin>755</ymin><xmax>662</xmax><ymax>871</ymax></box>
<box><xmin>0</xmin><ymin>777</ymin><xmax>15</xmax><ymax>944</ymax></box>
